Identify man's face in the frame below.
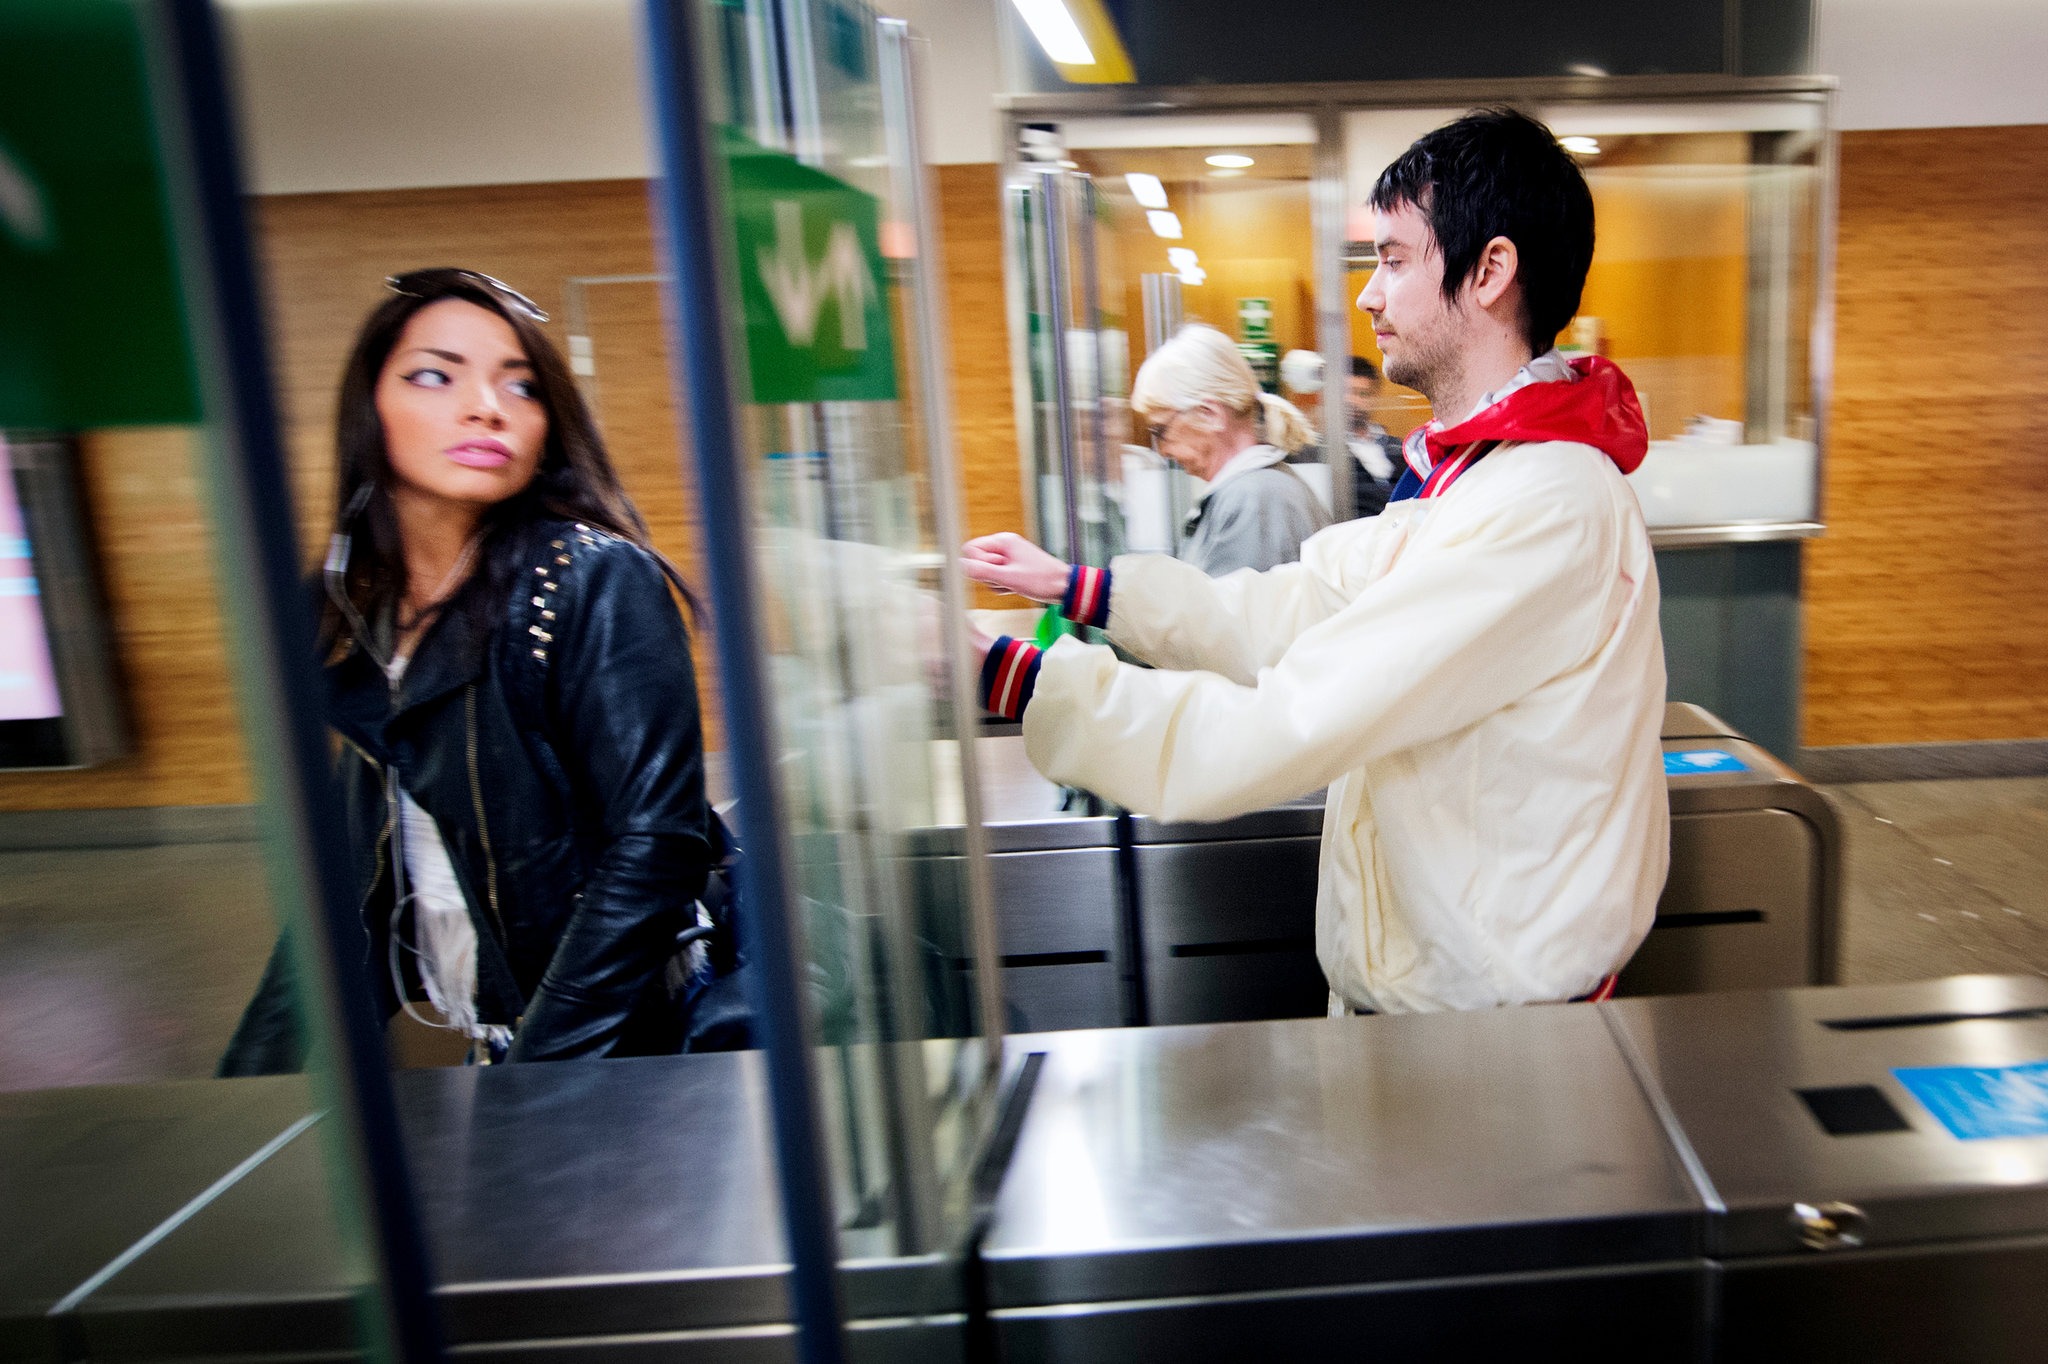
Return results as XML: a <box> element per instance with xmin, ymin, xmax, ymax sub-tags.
<box><xmin>1355</xmin><ymin>200</ymin><xmax>1461</xmax><ymax>399</ymax></box>
<box><xmin>1346</xmin><ymin>372</ymin><xmax>1378</xmax><ymax>437</ymax></box>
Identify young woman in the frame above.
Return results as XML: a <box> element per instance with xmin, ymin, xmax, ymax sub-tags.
<box><xmin>1131</xmin><ymin>323</ymin><xmax>1333</xmax><ymax>577</ymax></box>
<box><xmin>222</xmin><ymin>268</ymin><xmax>712</xmax><ymax>1071</ymax></box>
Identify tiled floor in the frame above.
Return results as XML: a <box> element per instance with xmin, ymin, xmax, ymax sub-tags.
<box><xmin>0</xmin><ymin>841</ymin><xmax>273</xmax><ymax>1092</ymax></box>
<box><xmin>1824</xmin><ymin>776</ymin><xmax>2048</xmax><ymax>984</ymax></box>
<box><xmin>2</xmin><ymin>775</ymin><xmax>2045</xmax><ymax>1092</ymax></box>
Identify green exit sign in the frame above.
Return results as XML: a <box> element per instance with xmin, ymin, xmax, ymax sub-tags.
<box><xmin>722</xmin><ymin>130</ymin><xmax>896</xmax><ymax>406</ymax></box>
<box><xmin>0</xmin><ymin>0</ymin><xmax>200</xmax><ymax>429</ymax></box>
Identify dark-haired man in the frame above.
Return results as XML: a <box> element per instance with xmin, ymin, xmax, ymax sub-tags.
<box><xmin>962</xmin><ymin>108</ymin><xmax>1667</xmax><ymax>1014</ymax></box>
<box><xmin>1345</xmin><ymin>354</ymin><xmax>1401</xmax><ymax>519</ymax></box>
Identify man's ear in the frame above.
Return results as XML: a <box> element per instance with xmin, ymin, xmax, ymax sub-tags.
<box><xmin>1468</xmin><ymin>235</ymin><xmax>1520</xmax><ymax>314</ymax></box>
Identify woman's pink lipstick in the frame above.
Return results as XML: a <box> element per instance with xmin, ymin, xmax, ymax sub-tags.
<box><xmin>446</xmin><ymin>439</ymin><xmax>514</xmax><ymax>468</ymax></box>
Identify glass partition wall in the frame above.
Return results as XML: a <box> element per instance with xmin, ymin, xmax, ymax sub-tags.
<box><xmin>663</xmin><ymin>0</ymin><xmax>1007</xmax><ymax>1300</ymax></box>
<box><xmin>1000</xmin><ymin>79</ymin><xmax>1837</xmax><ymax>548</ymax></box>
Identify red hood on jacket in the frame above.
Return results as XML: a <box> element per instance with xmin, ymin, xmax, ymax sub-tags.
<box><xmin>1422</xmin><ymin>355</ymin><xmax>1649</xmax><ymax>475</ymax></box>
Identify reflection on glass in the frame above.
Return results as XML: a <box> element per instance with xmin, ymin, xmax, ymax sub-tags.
<box><xmin>696</xmin><ymin>0</ymin><xmax>1002</xmax><ymax>1262</ymax></box>
<box><xmin>1345</xmin><ymin>98</ymin><xmax>1830</xmax><ymax>530</ymax></box>
<box><xmin>0</xmin><ymin>0</ymin><xmax>383</xmax><ymax>1351</ymax></box>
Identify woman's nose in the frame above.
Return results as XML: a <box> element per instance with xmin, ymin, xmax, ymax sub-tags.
<box><xmin>465</xmin><ymin>382</ymin><xmax>508</xmax><ymax>427</ymax></box>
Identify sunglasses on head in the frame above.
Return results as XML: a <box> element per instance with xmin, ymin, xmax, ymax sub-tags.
<box><xmin>385</xmin><ymin>268</ymin><xmax>550</xmax><ymax>323</ymax></box>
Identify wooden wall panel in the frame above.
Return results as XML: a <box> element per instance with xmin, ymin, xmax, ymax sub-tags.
<box><xmin>17</xmin><ymin>170</ymin><xmax>1024</xmax><ymax>809</ymax></box>
<box><xmin>935</xmin><ymin>163</ymin><xmax>1027</xmax><ymax>608</ymax></box>
<box><xmin>41</xmin><ymin>129</ymin><xmax>2039</xmax><ymax>812</ymax></box>
<box><xmin>0</xmin><ymin>428</ymin><xmax>251</xmax><ymax>811</ymax></box>
<box><xmin>1805</xmin><ymin>124</ymin><xmax>2048</xmax><ymax>745</ymax></box>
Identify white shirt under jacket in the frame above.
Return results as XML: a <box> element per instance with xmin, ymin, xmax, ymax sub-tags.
<box><xmin>1022</xmin><ymin>438</ymin><xmax>1670</xmax><ymax>1012</ymax></box>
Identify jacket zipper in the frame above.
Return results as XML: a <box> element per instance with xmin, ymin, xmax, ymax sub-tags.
<box><xmin>465</xmin><ymin>684</ymin><xmax>508</xmax><ymax>946</ymax></box>
<box><xmin>342</xmin><ymin>736</ymin><xmax>396</xmax><ymax>940</ymax></box>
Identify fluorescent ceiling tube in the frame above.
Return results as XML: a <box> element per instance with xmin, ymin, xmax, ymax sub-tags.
<box><xmin>1560</xmin><ymin>136</ymin><xmax>1600</xmax><ymax>155</ymax></box>
<box><xmin>1146</xmin><ymin>210</ymin><xmax>1183</xmax><ymax>239</ymax></box>
<box><xmin>1166</xmin><ymin>247</ymin><xmax>1199</xmax><ymax>269</ymax></box>
<box><xmin>1205</xmin><ymin>153</ymin><xmax>1255</xmax><ymax>169</ymax></box>
<box><xmin>1125</xmin><ymin>172</ymin><xmax>1168</xmax><ymax>209</ymax></box>
<box><xmin>1010</xmin><ymin>0</ymin><xmax>1096</xmax><ymax>66</ymax></box>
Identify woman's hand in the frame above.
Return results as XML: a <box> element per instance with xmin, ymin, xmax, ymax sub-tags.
<box><xmin>960</xmin><ymin>533</ymin><xmax>1069</xmax><ymax>604</ymax></box>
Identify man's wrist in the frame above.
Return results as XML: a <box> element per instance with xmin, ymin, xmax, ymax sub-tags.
<box><xmin>1060</xmin><ymin>564</ymin><xmax>1112</xmax><ymax>628</ymax></box>
<box><xmin>978</xmin><ymin>635</ymin><xmax>1043</xmax><ymax>721</ymax></box>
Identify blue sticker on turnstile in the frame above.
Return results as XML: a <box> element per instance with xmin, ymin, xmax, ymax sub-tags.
<box><xmin>1663</xmin><ymin>749</ymin><xmax>1750</xmax><ymax>775</ymax></box>
<box><xmin>1893</xmin><ymin>1059</ymin><xmax>2048</xmax><ymax>1140</ymax></box>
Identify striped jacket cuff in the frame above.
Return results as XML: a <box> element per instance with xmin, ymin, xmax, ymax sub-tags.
<box><xmin>979</xmin><ymin>635</ymin><xmax>1043</xmax><ymax>721</ymax></box>
<box><xmin>1061</xmin><ymin>564</ymin><xmax>1112</xmax><ymax>628</ymax></box>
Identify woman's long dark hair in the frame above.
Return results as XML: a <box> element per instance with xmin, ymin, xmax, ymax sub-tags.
<box><xmin>320</xmin><ymin>270</ymin><xmax>694</xmax><ymax>657</ymax></box>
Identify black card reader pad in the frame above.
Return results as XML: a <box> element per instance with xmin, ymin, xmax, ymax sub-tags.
<box><xmin>1798</xmin><ymin>1084</ymin><xmax>1914</xmax><ymax>1136</ymax></box>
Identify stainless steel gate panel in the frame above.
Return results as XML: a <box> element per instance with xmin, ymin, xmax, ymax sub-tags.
<box><xmin>916</xmin><ymin>810</ymin><xmax>1127</xmax><ymax>1032</ymax></box>
<box><xmin>1625</xmin><ymin>807</ymin><xmax>1820</xmax><ymax>993</ymax></box>
<box><xmin>991</xmin><ymin>1262</ymin><xmax>1703</xmax><ymax>1363</ymax></box>
<box><xmin>1129</xmin><ymin>804</ymin><xmax>1327</xmax><ymax>1026</ymax></box>
<box><xmin>984</xmin><ymin>1008</ymin><xmax>1704</xmax><ymax>1315</ymax></box>
<box><xmin>0</xmin><ymin>1075</ymin><xmax>317</xmax><ymax>1363</ymax></box>
<box><xmin>1637</xmin><ymin>703</ymin><xmax>1843</xmax><ymax>994</ymax></box>
<box><xmin>1606</xmin><ymin>975</ymin><xmax>2048</xmax><ymax>1259</ymax></box>
<box><xmin>65</xmin><ymin>1057</ymin><xmax>964</xmax><ymax>1359</ymax></box>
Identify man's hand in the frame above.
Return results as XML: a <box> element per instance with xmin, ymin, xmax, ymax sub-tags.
<box><xmin>961</xmin><ymin>533</ymin><xmax>1069</xmax><ymax>604</ymax></box>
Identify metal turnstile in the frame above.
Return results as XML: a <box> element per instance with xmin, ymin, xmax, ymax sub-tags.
<box><xmin>30</xmin><ymin>1059</ymin><xmax>961</xmax><ymax>1363</ymax></box>
<box><xmin>1611</xmin><ymin>974</ymin><xmax>2048</xmax><ymax>1362</ymax></box>
<box><xmin>21</xmin><ymin>977</ymin><xmax>2048</xmax><ymax>1361</ymax></box>
<box><xmin>1129</xmin><ymin>802</ymin><xmax>1326</xmax><ymax>1025</ymax></box>
<box><xmin>982</xmin><ymin>1008</ymin><xmax>1708</xmax><ymax>1360</ymax></box>
<box><xmin>1632</xmin><ymin>701</ymin><xmax>1841</xmax><ymax>995</ymax></box>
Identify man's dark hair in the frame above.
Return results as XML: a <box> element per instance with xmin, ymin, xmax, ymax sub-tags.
<box><xmin>1349</xmin><ymin>355</ymin><xmax>1379</xmax><ymax>381</ymax></box>
<box><xmin>1369</xmin><ymin>107</ymin><xmax>1595</xmax><ymax>356</ymax></box>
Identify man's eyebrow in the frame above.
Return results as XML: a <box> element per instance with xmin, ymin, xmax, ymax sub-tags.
<box><xmin>1374</xmin><ymin>238</ymin><xmax>1404</xmax><ymax>254</ymax></box>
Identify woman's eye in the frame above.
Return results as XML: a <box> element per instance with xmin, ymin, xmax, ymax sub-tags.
<box><xmin>507</xmin><ymin>378</ymin><xmax>539</xmax><ymax>400</ymax></box>
<box><xmin>402</xmin><ymin>368</ymin><xmax>451</xmax><ymax>388</ymax></box>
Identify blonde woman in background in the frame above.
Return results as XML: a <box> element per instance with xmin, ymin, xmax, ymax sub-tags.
<box><xmin>1133</xmin><ymin>323</ymin><xmax>1333</xmax><ymax>576</ymax></box>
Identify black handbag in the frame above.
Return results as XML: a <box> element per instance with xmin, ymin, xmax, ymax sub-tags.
<box><xmin>665</xmin><ymin>810</ymin><xmax>759</xmax><ymax>1052</ymax></box>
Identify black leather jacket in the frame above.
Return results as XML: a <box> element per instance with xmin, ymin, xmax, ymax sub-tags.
<box><xmin>220</xmin><ymin>519</ymin><xmax>712</xmax><ymax>1072</ymax></box>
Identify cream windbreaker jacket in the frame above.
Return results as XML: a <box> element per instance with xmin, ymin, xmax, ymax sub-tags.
<box><xmin>1021</xmin><ymin>439</ymin><xmax>1669</xmax><ymax>1012</ymax></box>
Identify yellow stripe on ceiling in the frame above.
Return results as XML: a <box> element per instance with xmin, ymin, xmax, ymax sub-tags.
<box><xmin>1053</xmin><ymin>0</ymin><xmax>1135</xmax><ymax>84</ymax></box>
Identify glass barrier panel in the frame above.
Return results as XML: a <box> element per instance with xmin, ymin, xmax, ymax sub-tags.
<box><xmin>1344</xmin><ymin>95</ymin><xmax>1831</xmax><ymax>531</ymax></box>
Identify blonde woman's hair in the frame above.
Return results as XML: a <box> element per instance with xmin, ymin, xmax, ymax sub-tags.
<box><xmin>1130</xmin><ymin>322</ymin><xmax>1318</xmax><ymax>454</ymax></box>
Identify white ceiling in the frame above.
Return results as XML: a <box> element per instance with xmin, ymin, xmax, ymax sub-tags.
<box><xmin>218</xmin><ymin>0</ymin><xmax>2048</xmax><ymax>196</ymax></box>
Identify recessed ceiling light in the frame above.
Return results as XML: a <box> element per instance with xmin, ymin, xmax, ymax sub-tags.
<box><xmin>1124</xmin><ymin>172</ymin><xmax>1168</xmax><ymax>208</ymax></box>
<box><xmin>1058</xmin><ymin>159</ymin><xmax>1080</xmax><ymax>169</ymax></box>
<box><xmin>1009</xmin><ymin>0</ymin><xmax>1095</xmax><ymax>67</ymax></box>
<box><xmin>1205</xmin><ymin>153</ymin><xmax>1255</xmax><ymax>169</ymax></box>
<box><xmin>1146</xmin><ymin>210</ymin><xmax>1183</xmax><ymax>240</ymax></box>
<box><xmin>1166</xmin><ymin>247</ymin><xmax>1198</xmax><ymax>269</ymax></box>
<box><xmin>1560</xmin><ymin>136</ymin><xmax>1600</xmax><ymax>156</ymax></box>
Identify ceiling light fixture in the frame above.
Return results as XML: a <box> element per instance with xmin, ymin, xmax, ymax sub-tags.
<box><xmin>1124</xmin><ymin>172</ymin><xmax>1168</xmax><ymax>209</ymax></box>
<box><xmin>1560</xmin><ymin>136</ymin><xmax>1601</xmax><ymax>156</ymax></box>
<box><xmin>1205</xmin><ymin>153</ymin><xmax>1254</xmax><ymax>169</ymax></box>
<box><xmin>1146</xmin><ymin>210</ymin><xmax>1183</xmax><ymax>240</ymax></box>
<box><xmin>1008</xmin><ymin>0</ymin><xmax>1095</xmax><ymax>67</ymax></box>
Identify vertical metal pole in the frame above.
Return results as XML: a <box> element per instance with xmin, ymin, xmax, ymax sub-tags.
<box><xmin>1036</xmin><ymin>169</ymin><xmax>1085</xmax><ymax>565</ymax></box>
<box><xmin>140</xmin><ymin>3</ymin><xmax>442</xmax><ymax>1359</ymax></box>
<box><xmin>1313</xmin><ymin>104</ymin><xmax>1355</xmax><ymax>519</ymax></box>
<box><xmin>639</xmin><ymin>3</ymin><xmax>847</xmax><ymax>1362</ymax></box>
<box><xmin>876</xmin><ymin>16</ymin><xmax>1008</xmax><ymax>1094</ymax></box>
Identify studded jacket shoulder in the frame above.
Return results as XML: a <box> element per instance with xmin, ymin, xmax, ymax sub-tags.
<box><xmin>220</xmin><ymin>518</ymin><xmax>713</xmax><ymax>1073</ymax></box>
